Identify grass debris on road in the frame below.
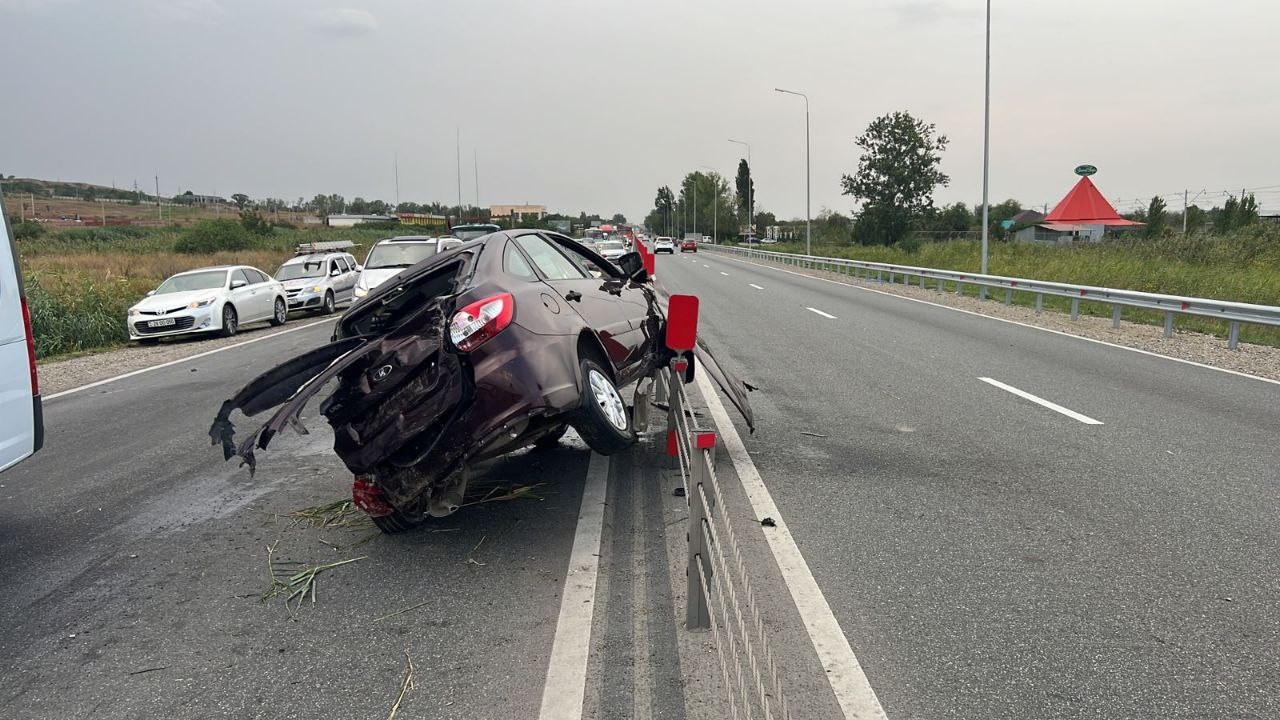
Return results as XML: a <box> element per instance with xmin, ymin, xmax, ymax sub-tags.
<box><xmin>262</xmin><ymin>540</ymin><xmax>366</xmax><ymax>614</ymax></box>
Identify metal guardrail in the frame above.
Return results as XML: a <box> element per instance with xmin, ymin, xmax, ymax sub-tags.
<box><xmin>654</xmin><ymin>359</ymin><xmax>792</xmax><ymax>720</ymax></box>
<box><xmin>707</xmin><ymin>244</ymin><xmax>1280</xmax><ymax>349</ymax></box>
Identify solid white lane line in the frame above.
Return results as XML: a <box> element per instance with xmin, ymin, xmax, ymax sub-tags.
<box><xmin>44</xmin><ymin>318</ymin><xmax>334</xmax><ymax>401</ymax></box>
<box><xmin>978</xmin><ymin>377</ymin><xmax>1104</xmax><ymax>425</ymax></box>
<box><xmin>538</xmin><ymin>452</ymin><xmax>610</xmax><ymax>720</ymax></box>
<box><xmin>703</xmin><ymin>264</ymin><xmax>711</xmax><ymax>268</ymax></box>
<box><xmin>806</xmin><ymin>307</ymin><xmax>837</xmax><ymax>319</ymax></box>
<box><xmin>720</xmin><ymin>271</ymin><xmax>730</xmax><ymax>276</ymax></box>
<box><xmin>694</xmin><ymin>371</ymin><xmax>888</xmax><ymax>720</ymax></box>
<box><xmin>710</xmin><ymin>251</ymin><xmax>1280</xmax><ymax>388</ymax></box>
<box><xmin>749</xmin><ymin>284</ymin><xmax>764</xmax><ymax>290</ymax></box>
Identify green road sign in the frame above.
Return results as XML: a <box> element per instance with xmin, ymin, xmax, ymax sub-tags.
<box><xmin>1074</xmin><ymin>164</ymin><xmax>1098</xmax><ymax>176</ymax></box>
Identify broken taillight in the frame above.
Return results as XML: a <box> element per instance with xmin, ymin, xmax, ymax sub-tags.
<box><xmin>449</xmin><ymin>293</ymin><xmax>514</xmax><ymax>352</ymax></box>
<box><xmin>352</xmin><ymin>475</ymin><xmax>393</xmax><ymax>517</ymax></box>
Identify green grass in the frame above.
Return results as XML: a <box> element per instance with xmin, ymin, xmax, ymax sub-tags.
<box><xmin>20</xmin><ymin>225</ymin><xmax>399</xmax><ymax>360</ymax></box>
<box><xmin>746</xmin><ymin>226</ymin><xmax>1280</xmax><ymax>347</ymax></box>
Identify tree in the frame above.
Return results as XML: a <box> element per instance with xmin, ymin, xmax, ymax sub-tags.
<box><xmin>611</xmin><ymin>213</ymin><xmax>627</xmax><ymax>225</ymax></box>
<box><xmin>1184</xmin><ymin>204</ymin><xmax>1207</xmax><ymax>233</ymax></box>
<box><xmin>231</xmin><ymin>193</ymin><xmax>250</xmax><ymax>210</ymax></box>
<box><xmin>645</xmin><ymin>186</ymin><xmax>676</xmax><ymax>235</ymax></box>
<box><xmin>734</xmin><ymin>159</ymin><xmax>754</xmax><ymax>227</ymax></box>
<box><xmin>1145</xmin><ymin>196</ymin><xmax>1167</xmax><ymax>237</ymax></box>
<box><xmin>842</xmin><ymin>111</ymin><xmax>950</xmax><ymax>246</ymax></box>
<box><xmin>347</xmin><ymin>197</ymin><xmax>369</xmax><ymax>214</ymax></box>
<box><xmin>753</xmin><ymin>210</ymin><xmax>776</xmax><ymax>239</ymax></box>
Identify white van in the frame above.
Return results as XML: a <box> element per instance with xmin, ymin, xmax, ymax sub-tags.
<box><xmin>353</xmin><ymin>236</ymin><xmax>463</xmax><ymax>299</ymax></box>
<box><xmin>0</xmin><ymin>193</ymin><xmax>43</xmax><ymax>472</ymax></box>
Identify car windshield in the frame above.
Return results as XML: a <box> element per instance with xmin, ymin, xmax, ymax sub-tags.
<box><xmin>365</xmin><ymin>242</ymin><xmax>437</xmax><ymax>269</ymax></box>
<box><xmin>275</xmin><ymin>260</ymin><xmax>327</xmax><ymax>280</ymax></box>
<box><xmin>154</xmin><ymin>270</ymin><xmax>226</xmax><ymax>294</ymax></box>
<box><xmin>599</xmin><ymin>241</ymin><xmax>625</xmax><ymax>252</ymax></box>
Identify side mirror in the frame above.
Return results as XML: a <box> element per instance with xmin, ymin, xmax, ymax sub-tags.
<box><xmin>231</xmin><ymin>280</ymin><xmax>247</xmax><ymax>290</ymax></box>
<box><xmin>146</xmin><ymin>290</ymin><xmax>156</xmax><ymax>296</ymax></box>
<box><xmin>617</xmin><ymin>252</ymin><xmax>648</xmax><ymax>282</ymax></box>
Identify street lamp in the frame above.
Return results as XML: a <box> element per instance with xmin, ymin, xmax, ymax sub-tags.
<box><xmin>699</xmin><ymin>165</ymin><xmax>718</xmax><ymax>243</ymax></box>
<box><xmin>774</xmin><ymin>87</ymin><xmax>810</xmax><ymax>256</ymax></box>
<box><xmin>979</xmin><ymin>0</ymin><xmax>991</xmax><ymax>297</ymax></box>
<box><xmin>728</xmin><ymin>138</ymin><xmax>752</xmax><ymax>246</ymax></box>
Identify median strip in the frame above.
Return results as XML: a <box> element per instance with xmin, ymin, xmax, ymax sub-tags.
<box><xmin>978</xmin><ymin>377</ymin><xmax>1104</xmax><ymax>425</ymax></box>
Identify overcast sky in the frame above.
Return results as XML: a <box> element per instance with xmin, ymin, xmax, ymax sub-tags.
<box><xmin>2</xmin><ymin>0</ymin><xmax>1279</xmax><ymax>221</ymax></box>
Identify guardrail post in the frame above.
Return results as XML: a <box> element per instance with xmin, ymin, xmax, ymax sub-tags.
<box><xmin>1112</xmin><ymin>305</ymin><xmax>1122</xmax><ymax>328</ymax></box>
<box><xmin>1035</xmin><ymin>293</ymin><xmax>1043</xmax><ymax>313</ymax></box>
<box><xmin>957</xmin><ymin>281</ymin><xmax>965</xmax><ymax>296</ymax></box>
<box><xmin>1005</xmin><ymin>288</ymin><xmax>1013</xmax><ymax>305</ymax></box>
<box><xmin>937</xmin><ymin>278</ymin><xmax>944</xmax><ymax>293</ymax></box>
<box><xmin>1070</xmin><ymin>298</ymin><xmax>1080</xmax><ymax>320</ymax></box>
<box><xmin>919</xmin><ymin>275</ymin><xmax>926</xmax><ymax>288</ymax></box>
<box><xmin>686</xmin><ymin>434</ymin><xmax>715</xmax><ymax>631</ymax></box>
<box><xmin>1163</xmin><ymin>312</ymin><xmax>1174</xmax><ymax>338</ymax></box>
<box><xmin>1228</xmin><ymin>321</ymin><xmax>1240</xmax><ymax>349</ymax></box>
<box><xmin>980</xmin><ymin>287</ymin><xmax>988</xmax><ymax>300</ymax></box>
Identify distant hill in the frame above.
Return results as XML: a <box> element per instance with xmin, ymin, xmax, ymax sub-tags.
<box><xmin>1</xmin><ymin>177</ymin><xmax>157</xmax><ymax>203</ymax></box>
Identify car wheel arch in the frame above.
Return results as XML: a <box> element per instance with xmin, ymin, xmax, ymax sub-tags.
<box><xmin>575</xmin><ymin>331</ymin><xmax>616</xmax><ymax>383</ymax></box>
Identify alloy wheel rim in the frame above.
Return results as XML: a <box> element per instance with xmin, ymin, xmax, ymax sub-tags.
<box><xmin>224</xmin><ymin>307</ymin><xmax>235</xmax><ymax>331</ymax></box>
<box><xmin>588</xmin><ymin>369</ymin><xmax>627</xmax><ymax>431</ymax></box>
<box><xmin>275</xmin><ymin>300</ymin><xmax>286</xmax><ymax>322</ymax></box>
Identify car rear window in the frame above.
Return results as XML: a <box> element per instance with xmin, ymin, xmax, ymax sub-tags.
<box><xmin>338</xmin><ymin>259</ymin><xmax>468</xmax><ymax>338</ymax></box>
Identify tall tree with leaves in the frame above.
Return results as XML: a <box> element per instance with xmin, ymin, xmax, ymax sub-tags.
<box><xmin>231</xmin><ymin>193</ymin><xmax>250</xmax><ymax>210</ymax></box>
<box><xmin>1144</xmin><ymin>195</ymin><xmax>1167</xmax><ymax>237</ymax></box>
<box><xmin>842</xmin><ymin>111</ymin><xmax>949</xmax><ymax>246</ymax></box>
<box><xmin>645</xmin><ymin>186</ymin><xmax>676</xmax><ymax>234</ymax></box>
<box><xmin>734</xmin><ymin>159</ymin><xmax>754</xmax><ymax>227</ymax></box>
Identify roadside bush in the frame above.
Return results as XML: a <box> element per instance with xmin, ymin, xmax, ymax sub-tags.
<box><xmin>25</xmin><ymin>272</ymin><xmax>137</xmax><ymax>358</ymax></box>
<box><xmin>12</xmin><ymin>220</ymin><xmax>45</xmax><ymax>239</ymax></box>
<box><xmin>240</xmin><ymin>210</ymin><xmax>273</xmax><ymax>236</ymax></box>
<box><xmin>355</xmin><ymin>220</ymin><xmax>400</xmax><ymax>231</ymax></box>
<box><xmin>175</xmin><ymin>220</ymin><xmax>254</xmax><ymax>254</ymax></box>
<box><xmin>271</xmin><ymin>219</ymin><xmax>298</xmax><ymax>230</ymax></box>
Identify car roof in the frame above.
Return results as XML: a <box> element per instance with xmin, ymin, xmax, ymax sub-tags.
<box><xmin>283</xmin><ymin>252</ymin><xmax>349</xmax><ymax>264</ymax></box>
<box><xmin>376</xmin><ymin>235</ymin><xmax>438</xmax><ymax>244</ymax></box>
<box><xmin>174</xmin><ymin>265</ymin><xmax>234</xmax><ymax>275</ymax></box>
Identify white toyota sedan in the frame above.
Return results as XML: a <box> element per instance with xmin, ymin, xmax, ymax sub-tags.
<box><xmin>127</xmin><ymin>265</ymin><xmax>288</xmax><ymax>342</ymax></box>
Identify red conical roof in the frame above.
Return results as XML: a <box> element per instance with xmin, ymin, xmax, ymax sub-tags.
<box><xmin>1044</xmin><ymin>176</ymin><xmax>1142</xmax><ymax>226</ymax></box>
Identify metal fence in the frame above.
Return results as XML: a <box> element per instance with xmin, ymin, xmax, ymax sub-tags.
<box><xmin>707</xmin><ymin>244</ymin><xmax>1280</xmax><ymax>349</ymax></box>
<box><xmin>653</xmin><ymin>358</ymin><xmax>792</xmax><ymax>720</ymax></box>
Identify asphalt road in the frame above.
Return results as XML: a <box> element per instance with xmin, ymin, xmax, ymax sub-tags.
<box><xmin>655</xmin><ymin>249</ymin><xmax>1280</xmax><ymax>719</ymax></box>
<box><xmin>0</xmin><ymin>320</ymin><xmax>691</xmax><ymax>719</ymax></box>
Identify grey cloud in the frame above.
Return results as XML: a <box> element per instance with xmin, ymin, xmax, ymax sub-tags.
<box><xmin>306</xmin><ymin>8</ymin><xmax>378</xmax><ymax>36</ymax></box>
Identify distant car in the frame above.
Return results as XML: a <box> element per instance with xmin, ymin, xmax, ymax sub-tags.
<box><xmin>0</xmin><ymin>195</ymin><xmax>42</xmax><ymax>472</ymax></box>
<box><xmin>597</xmin><ymin>240</ymin><xmax>627</xmax><ymax>262</ymax></box>
<box><xmin>274</xmin><ymin>251</ymin><xmax>360</xmax><ymax>314</ymax></box>
<box><xmin>354</xmin><ymin>236</ymin><xmax>464</xmax><ymax>299</ymax></box>
<box><xmin>128</xmin><ymin>265</ymin><xmax>288</xmax><ymax>342</ymax></box>
<box><xmin>654</xmin><ymin>237</ymin><xmax>675</xmax><ymax>254</ymax></box>
<box><xmin>680</xmin><ymin>239</ymin><xmax>698</xmax><ymax>253</ymax></box>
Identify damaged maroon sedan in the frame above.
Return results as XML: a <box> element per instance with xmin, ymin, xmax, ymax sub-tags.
<box><xmin>211</xmin><ymin>230</ymin><xmax>752</xmax><ymax>533</ymax></box>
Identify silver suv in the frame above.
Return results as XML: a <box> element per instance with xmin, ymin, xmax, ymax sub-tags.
<box><xmin>274</xmin><ymin>251</ymin><xmax>361</xmax><ymax>314</ymax></box>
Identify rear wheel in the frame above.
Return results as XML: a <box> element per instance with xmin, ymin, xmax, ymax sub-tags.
<box><xmin>533</xmin><ymin>423</ymin><xmax>569</xmax><ymax>450</ymax></box>
<box><xmin>269</xmin><ymin>297</ymin><xmax>287</xmax><ymax>326</ymax></box>
<box><xmin>219</xmin><ymin>305</ymin><xmax>238</xmax><ymax>337</ymax></box>
<box><xmin>569</xmin><ymin>358</ymin><xmax>635</xmax><ymax>455</ymax></box>
<box><xmin>321</xmin><ymin>291</ymin><xmax>335</xmax><ymax>315</ymax></box>
<box><xmin>372</xmin><ymin>509</ymin><xmax>428</xmax><ymax>534</ymax></box>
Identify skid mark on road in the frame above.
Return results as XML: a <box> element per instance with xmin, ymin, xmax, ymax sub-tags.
<box><xmin>979</xmin><ymin>377</ymin><xmax>1104</xmax><ymax>425</ymax></box>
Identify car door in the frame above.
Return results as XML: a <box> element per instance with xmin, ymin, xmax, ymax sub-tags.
<box><xmin>228</xmin><ymin>268</ymin><xmax>258</xmax><ymax>319</ymax></box>
<box><xmin>512</xmin><ymin>233</ymin><xmax>636</xmax><ymax>372</ymax></box>
<box><xmin>333</xmin><ymin>256</ymin><xmax>356</xmax><ymax>301</ymax></box>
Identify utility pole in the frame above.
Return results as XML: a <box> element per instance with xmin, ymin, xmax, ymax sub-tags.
<box><xmin>1183</xmin><ymin>189</ymin><xmax>1188</xmax><ymax>233</ymax></box>
<box><xmin>693</xmin><ymin>177</ymin><xmax>697</xmax><ymax>239</ymax></box>
<box><xmin>394</xmin><ymin>151</ymin><xmax>400</xmax><ymax>211</ymax></box>
<box><xmin>455</xmin><ymin>128</ymin><xmax>462</xmax><ymax>223</ymax></box>
<box><xmin>699</xmin><ymin>165</ymin><xmax>718</xmax><ymax>243</ymax></box>
<box><xmin>99</xmin><ymin>200</ymin><xmax>106</xmax><ymax>226</ymax></box>
<box><xmin>979</xmin><ymin>0</ymin><xmax>992</xmax><ymax>298</ymax></box>
<box><xmin>155</xmin><ymin>175</ymin><xmax>162</xmax><ymax>222</ymax></box>
<box><xmin>774</xmin><ymin>88</ymin><xmax>811</xmax><ymax>255</ymax></box>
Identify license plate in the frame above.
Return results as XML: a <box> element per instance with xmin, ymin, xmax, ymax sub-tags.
<box><xmin>147</xmin><ymin>318</ymin><xmax>177</xmax><ymax>327</ymax></box>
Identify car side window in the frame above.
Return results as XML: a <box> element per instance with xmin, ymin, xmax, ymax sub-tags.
<box><xmin>514</xmin><ymin>235</ymin><xmax>587</xmax><ymax>280</ymax></box>
<box><xmin>233</xmin><ymin>269</ymin><xmax>253</xmax><ymax>287</ymax></box>
<box><xmin>253</xmin><ymin>268</ymin><xmax>271</xmax><ymax>283</ymax></box>
<box><xmin>551</xmin><ymin>236</ymin><xmax>615</xmax><ymax>278</ymax></box>
<box><xmin>503</xmin><ymin>240</ymin><xmax>537</xmax><ymax>280</ymax></box>
<box><xmin>339</xmin><ymin>257</ymin><xmax>352</xmax><ymax>272</ymax></box>
<box><xmin>329</xmin><ymin>259</ymin><xmax>341</xmax><ymax>275</ymax></box>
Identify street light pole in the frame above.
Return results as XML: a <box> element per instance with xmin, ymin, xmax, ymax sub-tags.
<box><xmin>980</xmin><ymin>0</ymin><xmax>991</xmax><ymax>298</ymax></box>
<box><xmin>728</xmin><ymin>139</ymin><xmax>752</xmax><ymax>247</ymax></box>
<box><xmin>775</xmin><ymin>88</ymin><xmax>811</xmax><ymax>256</ymax></box>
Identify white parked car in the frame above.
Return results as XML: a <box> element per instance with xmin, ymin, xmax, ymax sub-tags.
<box><xmin>654</xmin><ymin>237</ymin><xmax>676</xmax><ymax>254</ymax></box>
<box><xmin>0</xmin><ymin>201</ymin><xmax>42</xmax><ymax>472</ymax></box>
<box><xmin>274</xmin><ymin>251</ymin><xmax>360</xmax><ymax>314</ymax></box>
<box><xmin>353</xmin><ymin>236</ymin><xmax>463</xmax><ymax>299</ymax></box>
<box><xmin>596</xmin><ymin>239</ymin><xmax>627</xmax><ymax>262</ymax></box>
<box><xmin>128</xmin><ymin>265</ymin><xmax>288</xmax><ymax>342</ymax></box>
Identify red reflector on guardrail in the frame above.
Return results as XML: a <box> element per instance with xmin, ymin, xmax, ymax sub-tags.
<box><xmin>666</xmin><ymin>430</ymin><xmax>678</xmax><ymax>457</ymax></box>
<box><xmin>695</xmin><ymin>431</ymin><xmax>716</xmax><ymax>450</ymax></box>
<box><xmin>666</xmin><ymin>295</ymin><xmax>699</xmax><ymax>351</ymax></box>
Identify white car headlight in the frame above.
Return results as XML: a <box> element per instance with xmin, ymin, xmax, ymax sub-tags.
<box><xmin>188</xmin><ymin>296</ymin><xmax>216</xmax><ymax>309</ymax></box>
<box><xmin>128</xmin><ymin>306</ymin><xmax>140</xmax><ymax>316</ymax></box>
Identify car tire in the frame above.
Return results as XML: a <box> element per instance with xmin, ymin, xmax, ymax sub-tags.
<box><xmin>533</xmin><ymin>423</ymin><xmax>569</xmax><ymax>450</ymax></box>
<box><xmin>321</xmin><ymin>291</ymin><xmax>335</xmax><ymax>315</ymax></box>
<box><xmin>219</xmin><ymin>304</ymin><xmax>238</xmax><ymax>337</ymax></box>
<box><xmin>269</xmin><ymin>297</ymin><xmax>287</xmax><ymax>326</ymax></box>
<box><xmin>372</xmin><ymin>508</ymin><xmax>428</xmax><ymax>534</ymax></box>
<box><xmin>136</xmin><ymin>337</ymin><xmax>158</xmax><ymax>345</ymax></box>
<box><xmin>569</xmin><ymin>358</ymin><xmax>635</xmax><ymax>455</ymax></box>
